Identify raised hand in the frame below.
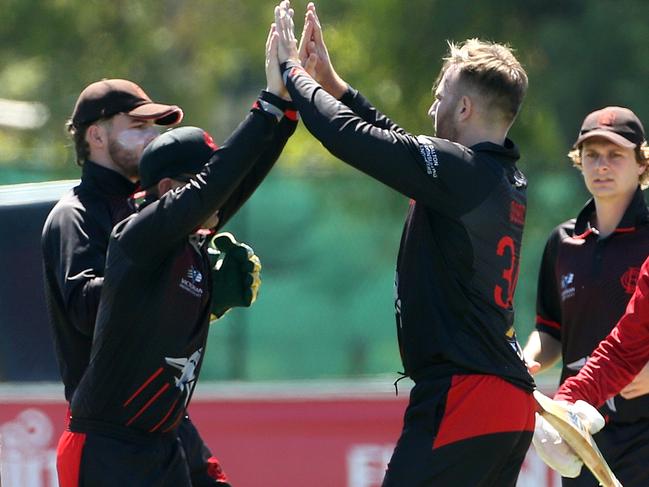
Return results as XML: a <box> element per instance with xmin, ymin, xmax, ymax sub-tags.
<box><xmin>265</xmin><ymin>23</ymin><xmax>289</xmax><ymax>100</ymax></box>
<box><xmin>298</xmin><ymin>2</ymin><xmax>347</xmax><ymax>98</ymax></box>
<box><xmin>274</xmin><ymin>1</ymin><xmax>300</xmax><ymax>64</ymax></box>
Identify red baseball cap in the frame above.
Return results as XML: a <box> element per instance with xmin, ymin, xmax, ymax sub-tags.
<box><xmin>574</xmin><ymin>106</ymin><xmax>645</xmax><ymax>149</ymax></box>
<box><xmin>71</xmin><ymin>79</ymin><xmax>183</xmax><ymax>127</ymax></box>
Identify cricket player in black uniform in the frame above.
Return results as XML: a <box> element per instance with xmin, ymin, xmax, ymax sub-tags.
<box><xmin>55</xmin><ymin>27</ymin><xmax>298</xmax><ymax>485</ymax></box>
<box><xmin>273</xmin><ymin>2</ymin><xmax>533</xmax><ymax>485</ymax></box>
<box><xmin>42</xmin><ymin>79</ymin><xmax>232</xmax><ymax>485</ymax></box>
<box><xmin>524</xmin><ymin>107</ymin><xmax>649</xmax><ymax>486</ymax></box>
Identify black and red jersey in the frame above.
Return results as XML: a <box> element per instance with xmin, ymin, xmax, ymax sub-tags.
<box><xmin>42</xmin><ymin>162</ymin><xmax>137</xmax><ymax>401</ymax></box>
<box><xmin>536</xmin><ymin>188</ymin><xmax>649</xmax><ymax>422</ymax></box>
<box><xmin>70</xmin><ymin>105</ymin><xmax>296</xmax><ymax>434</ymax></box>
<box><xmin>281</xmin><ymin>62</ymin><xmax>534</xmax><ymax>391</ymax></box>
<box><xmin>556</xmin><ymin>254</ymin><xmax>649</xmax><ymax>409</ymax></box>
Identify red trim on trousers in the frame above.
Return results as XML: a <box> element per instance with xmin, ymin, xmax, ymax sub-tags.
<box><xmin>56</xmin><ymin>431</ymin><xmax>86</xmax><ymax>487</ymax></box>
<box><xmin>433</xmin><ymin>374</ymin><xmax>535</xmax><ymax>449</ymax></box>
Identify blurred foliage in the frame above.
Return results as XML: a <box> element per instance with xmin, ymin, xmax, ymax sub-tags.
<box><xmin>2</xmin><ymin>0</ymin><xmax>649</xmax><ymax>380</ymax></box>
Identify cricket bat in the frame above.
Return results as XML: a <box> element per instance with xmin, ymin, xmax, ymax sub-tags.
<box><xmin>533</xmin><ymin>390</ymin><xmax>622</xmax><ymax>487</ymax></box>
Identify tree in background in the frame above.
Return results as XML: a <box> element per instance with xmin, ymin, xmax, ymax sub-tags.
<box><xmin>2</xmin><ymin>0</ymin><xmax>649</xmax><ymax>379</ymax></box>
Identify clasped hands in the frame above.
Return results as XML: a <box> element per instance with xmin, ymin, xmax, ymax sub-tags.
<box><xmin>265</xmin><ymin>1</ymin><xmax>347</xmax><ymax>101</ymax></box>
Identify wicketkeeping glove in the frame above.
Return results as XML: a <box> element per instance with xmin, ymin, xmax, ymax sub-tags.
<box><xmin>208</xmin><ymin>232</ymin><xmax>261</xmax><ymax>320</ymax></box>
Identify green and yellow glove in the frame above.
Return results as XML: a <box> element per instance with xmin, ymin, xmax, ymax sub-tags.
<box><xmin>208</xmin><ymin>232</ymin><xmax>261</xmax><ymax>321</ymax></box>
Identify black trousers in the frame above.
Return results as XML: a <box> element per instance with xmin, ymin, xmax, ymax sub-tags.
<box><xmin>382</xmin><ymin>374</ymin><xmax>535</xmax><ymax>487</ymax></box>
<box><xmin>562</xmin><ymin>417</ymin><xmax>649</xmax><ymax>487</ymax></box>
<box><xmin>57</xmin><ymin>412</ymin><xmax>229</xmax><ymax>487</ymax></box>
<box><xmin>57</xmin><ymin>428</ymin><xmax>191</xmax><ymax>487</ymax></box>
<box><xmin>178</xmin><ymin>416</ymin><xmax>230</xmax><ymax>486</ymax></box>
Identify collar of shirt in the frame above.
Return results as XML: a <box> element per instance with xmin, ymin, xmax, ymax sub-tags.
<box><xmin>574</xmin><ymin>186</ymin><xmax>649</xmax><ymax>236</ymax></box>
<box><xmin>81</xmin><ymin>160</ymin><xmax>138</xmax><ymax>197</ymax></box>
<box><xmin>471</xmin><ymin>138</ymin><xmax>520</xmax><ymax>164</ymax></box>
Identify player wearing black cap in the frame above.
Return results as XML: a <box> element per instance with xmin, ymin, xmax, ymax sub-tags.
<box><xmin>273</xmin><ymin>3</ymin><xmax>533</xmax><ymax>486</ymax></box>
<box><xmin>43</xmin><ymin>78</ymin><xmax>182</xmax><ymax>403</ymax></box>
<box><xmin>525</xmin><ymin>107</ymin><xmax>649</xmax><ymax>486</ymax></box>
<box><xmin>42</xmin><ymin>79</ymin><xmax>234</xmax><ymax>485</ymax></box>
<box><xmin>56</xmin><ymin>104</ymin><xmax>296</xmax><ymax>485</ymax></box>
<box><xmin>49</xmin><ymin>27</ymin><xmax>298</xmax><ymax>486</ymax></box>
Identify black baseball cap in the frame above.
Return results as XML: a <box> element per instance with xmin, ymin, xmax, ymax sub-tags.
<box><xmin>139</xmin><ymin>126</ymin><xmax>218</xmax><ymax>189</ymax></box>
<box><xmin>574</xmin><ymin>106</ymin><xmax>645</xmax><ymax>149</ymax></box>
<box><xmin>71</xmin><ymin>79</ymin><xmax>183</xmax><ymax>127</ymax></box>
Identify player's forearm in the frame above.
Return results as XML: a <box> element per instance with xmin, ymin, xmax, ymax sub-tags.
<box><xmin>556</xmin><ymin>265</ymin><xmax>649</xmax><ymax>405</ymax></box>
<box><xmin>339</xmin><ymin>86</ymin><xmax>407</xmax><ymax>134</ymax></box>
<box><xmin>67</xmin><ymin>276</ymin><xmax>104</xmax><ymax>336</ymax></box>
<box><xmin>281</xmin><ymin>61</ymin><xmax>429</xmax><ymax>199</ymax></box>
<box><xmin>218</xmin><ymin>115</ymin><xmax>297</xmax><ymax>227</ymax></box>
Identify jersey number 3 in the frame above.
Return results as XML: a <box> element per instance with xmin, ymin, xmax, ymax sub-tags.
<box><xmin>494</xmin><ymin>236</ymin><xmax>519</xmax><ymax>309</ymax></box>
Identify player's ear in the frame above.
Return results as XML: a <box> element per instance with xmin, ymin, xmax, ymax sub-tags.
<box><xmin>85</xmin><ymin>123</ymin><xmax>108</xmax><ymax>149</ymax></box>
<box><xmin>457</xmin><ymin>96</ymin><xmax>472</xmax><ymax>122</ymax></box>
<box><xmin>156</xmin><ymin>178</ymin><xmax>175</xmax><ymax>196</ymax></box>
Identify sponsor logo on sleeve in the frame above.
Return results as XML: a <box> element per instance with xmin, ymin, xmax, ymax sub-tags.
<box><xmin>418</xmin><ymin>143</ymin><xmax>439</xmax><ymax>178</ymax></box>
<box><xmin>560</xmin><ymin>272</ymin><xmax>575</xmax><ymax>301</ymax></box>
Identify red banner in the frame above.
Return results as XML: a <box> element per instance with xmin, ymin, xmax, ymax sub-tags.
<box><xmin>0</xmin><ymin>384</ymin><xmax>559</xmax><ymax>487</ymax></box>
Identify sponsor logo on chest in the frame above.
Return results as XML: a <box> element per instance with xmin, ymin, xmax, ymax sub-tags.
<box><xmin>560</xmin><ymin>272</ymin><xmax>575</xmax><ymax>301</ymax></box>
<box><xmin>509</xmin><ymin>200</ymin><xmax>526</xmax><ymax>226</ymax></box>
<box><xmin>180</xmin><ymin>266</ymin><xmax>204</xmax><ymax>298</ymax></box>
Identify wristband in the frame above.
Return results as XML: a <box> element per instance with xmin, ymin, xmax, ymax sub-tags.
<box><xmin>259</xmin><ymin>90</ymin><xmax>298</xmax><ymax>121</ymax></box>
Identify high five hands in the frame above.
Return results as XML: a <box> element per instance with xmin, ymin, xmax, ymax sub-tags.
<box><xmin>273</xmin><ymin>1</ymin><xmax>347</xmax><ymax>99</ymax></box>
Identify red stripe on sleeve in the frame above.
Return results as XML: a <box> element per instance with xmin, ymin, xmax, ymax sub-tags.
<box><xmin>284</xmin><ymin>109</ymin><xmax>298</xmax><ymax>121</ymax></box>
<box><xmin>536</xmin><ymin>315</ymin><xmax>561</xmax><ymax>330</ymax></box>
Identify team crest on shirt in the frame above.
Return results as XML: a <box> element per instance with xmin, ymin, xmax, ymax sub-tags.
<box><xmin>560</xmin><ymin>272</ymin><xmax>575</xmax><ymax>301</ymax></box>
<box><xmin>179</xmin><ymin>265</ymin><xmax>204</xmax><ymax>298</ymax></box>
<box><xmin>620</xmin><ymin>267</ymin><xmax>640</xmax><ymax>295</ymax></box>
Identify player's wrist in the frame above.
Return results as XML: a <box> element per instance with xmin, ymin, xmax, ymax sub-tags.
<box><xmin>252</xmin><ymin>90</ymin><xmax>297</xmax><ymax>122</ymax></box>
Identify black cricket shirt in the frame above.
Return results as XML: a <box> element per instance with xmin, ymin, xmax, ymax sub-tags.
<box><xmin>70</xmin><ymin>107</ymin><xmax>296</xmax><ymax>434</ymax></box>
<box><xmin>42</xmin><ymin>161</ymin><xmax>137</xmax><ymax>401</ymax></box>
<box><xmin>282</xmin><ymin>62</ymin><xmax>534</xmax><ymax>392</ymax></box>
<box><xmin>536</xmin><ymin>187</ymin><xmax>649</xmax><ymax>422</ymax></box>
